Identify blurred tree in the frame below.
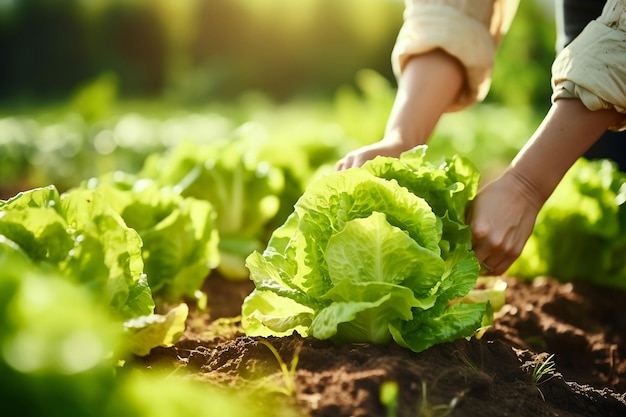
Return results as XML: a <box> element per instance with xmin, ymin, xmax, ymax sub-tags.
<box><xmin>187</xmin><ymin>0</ymin><xmax>400</xmax><ymax>100</ymax></box>
<box><xmin>0</xmin><ymin>0</ymin><xmax>555</xmax><ymax>107</ymax></box>
<box><xmin>0</xmin><ymin>0</ymin><xmax>95</xmax><ymax>102</ymax></box>
<box><xmin>96</xmin><ymin>2</ymin><xmax>166</xmax><ymax>96</ymax></box>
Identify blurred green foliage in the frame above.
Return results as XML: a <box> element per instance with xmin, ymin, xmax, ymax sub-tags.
<box><xmin>0</xmin><ymin>0</ymin><xmax>557</xmax><ymax>197</ymax></box>
<box><xmin>487</xmin><ymin>0</ymin><xmax>556</xmax><ymax>112</ymax></box>
<box><xmin>0</xmin><ymin>0</ymin><xmax>403</xmax><ymax>104</ymax></box>
<box><xmin>0</xmin><ymin>0</ymin><xmax>555</xmax><ymax>106</ymax></box>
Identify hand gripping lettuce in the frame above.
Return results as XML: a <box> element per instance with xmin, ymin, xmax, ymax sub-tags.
<box><xmin>242</xmin><ymin>146</ymin><xmax>495</xmax><ymax>352</ymax></box>
<box><xmin>508</xmin><ymin>158</ymin><xmax>626</xmax><ymax>288</ymax></box>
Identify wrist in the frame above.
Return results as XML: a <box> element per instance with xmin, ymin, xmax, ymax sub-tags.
<box><xmin>381</xmin><ymin>129</ymin><xmax>425</xmax><ymax>150</ymax></box>
<box><xmin>500</xmin><ymin>167</ymin><xmax>549</xmax><ymax>212</ymax></box>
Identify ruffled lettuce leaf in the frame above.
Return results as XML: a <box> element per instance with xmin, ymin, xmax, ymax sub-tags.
<box><xmin>123</xmin><ymin>303</ymin><xmax>189</xmax><ymax>357</ymax></box>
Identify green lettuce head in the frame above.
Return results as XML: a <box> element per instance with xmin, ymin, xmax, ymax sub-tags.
<box><xmin>242</xmin><ymin>146</ymin><xmax>492</xmax><ymax>352</ymax></box>
<box><xmin>0</xmin><ymin>186</ymin><xmax>189</xmax><ymax>357</ymax></box>
<box><xmin>140</xmin><ymin>139</ymin><xmax>284</xmax><ymax>280</ymax></box>
<box><xmin>77</xmin><ymin>172</ymin><xmax>220</xmax><ymax>305</ymax></box>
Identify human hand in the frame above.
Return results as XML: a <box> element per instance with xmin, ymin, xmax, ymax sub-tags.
<box><xmin>336</xmin><ymin>136</ymin><xmax>412</xmax><ymax>171</ymax></box>
<box><xmin>467</xmin><ymin>170</ymin><xmax>544</xmax><ymax>276</ymax></box>
<box><xmin>336</xmin><ymin>50</ymin><xmax>466</xmax><ymax>172</ymax></box>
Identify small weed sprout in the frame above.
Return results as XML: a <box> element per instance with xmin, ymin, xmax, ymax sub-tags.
<box><xmin>531</xmin><ymin>353</ymin><xmax>557</xmax><ymax>386</ymax></box>
<box><xmin>458</xmin><ymin>354</ymin><xmax>478</xmax><ymax>372</ymax></box>
<box><xmin>527</xmin><ymin>353</ymin><xmax>557</xmax><ymax>401</ymax></box>
<box><xmin>259</xmin><ymin>340</ymin><xmax>302</xmax><ymax>397</ymax></box>
<box><xmin>380</xmin><ymin>380</ymin><xmax>399</xmax><ymax>417</ymax></box>
<box><xmin>417</xmin><ymin>381</ymin><xmax>459</xmax><ymax>417</ymax></box>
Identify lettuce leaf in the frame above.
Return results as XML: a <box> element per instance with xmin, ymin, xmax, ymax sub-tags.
<box><xmin>242</xmin><ymin>146</ymin><xmax>492</xmax><ymax>352</ymax></box>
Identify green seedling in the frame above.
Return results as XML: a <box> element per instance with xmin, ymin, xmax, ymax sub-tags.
<box><xmin>531</xmin><ymin>353</ymin><xmax>557</xmax><ymax>385</ymax></box>
<box><xmin>457</xmin><ymin>352</ymin><xmax>478</xmax><ymax>373</ymax></box>
<box><xmin>417</xmin><ymin>381</ymin><xmax>459</xmax><ymax>417</ymax></box>
<box><xmin>258</xmin><ymin>340</ymin><xmax>302</xmax><ymax>397</ymax></box>
<box><xmin>529</xmin><ymin>353</ymin><xmax>557</xmax><ymax>401</ymax></box>
<box><xmin>380</xmin><ymin>380</ymin><xmax>399</xmax><ymax>417</ymax></box>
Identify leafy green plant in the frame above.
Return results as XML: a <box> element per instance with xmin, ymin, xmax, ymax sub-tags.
<box><xmin>531</xmin><ymin>353</ymin><xmax>557</xmax><ymax>386</ymax></box>
<box><xmin>0</xmin><ymin>219</ymin><xmax>295</xmax><ymax>417</ymax></box>
<box><xmin>0</xmin><ymin>186</ymin><xmax>151</xmax><ymax>319</ymax></box>
<box><xmin>77</xmin><ymin>171</ymin><xmax>220</xmax><ymax>305</ymax></box>
<box><xmin>242</xmin><ymin>146</ymin><xmax>499</xmax><ymax>352</ymax></box>
<box><xmin>0</xmin><ymin>240</ymin><xmax>122</xmax><ymax>417</ymax></box>
<box><xmin>525</xmin><ymin>353</ymin><xmax>557</xmax><ymax>402</ymax></box>
<box><xmin>141</xmin><ymin>139</ymin><xmax>285</xmax><ymax>280</ymax></box>
<box><xmin>0</xmin><ymin>186</ymin><xmax>187</xmax><ymax>356</ymax></box>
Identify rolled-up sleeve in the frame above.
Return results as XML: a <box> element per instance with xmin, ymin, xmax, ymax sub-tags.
<box><xmin>552</xmin><ymin>0</ymin><xmax>626</xmax><ymax>131</ymax></box>
<box><xmin>392</xmin><ymin>0</ymin><xmax>519</xmax><ymax>112</ymax></box>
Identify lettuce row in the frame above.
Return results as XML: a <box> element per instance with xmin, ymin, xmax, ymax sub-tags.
<box><xmin>242</xmin><ymin>146</ymin><xmax>491</xmax><ymax>352</ymax></box>
<box><xmin>0</xmin><ymin>240</ymin><xmax>296</xmax><ymax>417</ymax></box>
<box><xmin>0</xmin><ymin>183</ymin><xmax>218</xmax><ymax>356</ymax></box>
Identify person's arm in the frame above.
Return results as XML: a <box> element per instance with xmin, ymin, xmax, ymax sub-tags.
<box><xmin>336</xmin><ymin>49</ymin><xmax>464</xmax><ymax>170</ymax></box>
<box><xmin>468</xmin><ymin>98</ymin><xmax>622</xmax><ymax>275</ymax></box>
<box><xmin>336</xmin><ymin>0</ymin><xmax>520</xmax><ymax>171</ymax></box>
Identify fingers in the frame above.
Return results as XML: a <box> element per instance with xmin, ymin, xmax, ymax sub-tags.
<box><xmin>336</xmin><ymin>149</ymin><xmax>376</xmax><ymax>171</ymax></box>
<box><xmin>471</xmin><ymin>221</ymin><xmax>525</xmax><ymax>276</ymax></box>
<box><xmin>466</xmin><ymin>172</ymin><xmax>543</xmax><ymax>276</ymax></box>
<box><xmin>336</xmin><ymin>155</ymin><xmax>356</xmax><ymax>171</ymax></box>
<box><xmin>469</xmin><ymin>200</ymin><xmax>514</xmax><ymax>276</ymax></box>
<box><xmin>336</xmin><ymin>139</ymin><xmax>409</xmax><ymax>171</ymax></box>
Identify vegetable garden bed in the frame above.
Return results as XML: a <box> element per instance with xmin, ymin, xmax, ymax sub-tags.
<box><xmin>133</xmin><ymin>273</ymin><xmax>626</xmax><ymax>417</ymax></box>
<box><xmin>3</xmin><ymin>116</ymin><xmax>626</xmax><ymax>417</ymax></box>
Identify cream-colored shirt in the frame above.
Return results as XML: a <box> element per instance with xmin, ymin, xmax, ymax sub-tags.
<box><xmin>392</xmin><ymin>0</ymin><xmax>520</xmax><ymax>112</ymax></box>
<box><xmin>552</xmin><ymin>0</ymin><xmax>626</xmax><ymax>130</ymax></box>
<box><xmin>393</xmin><ymin>0</ymin><xmax>626</xmax><ymax>130</ymax></box>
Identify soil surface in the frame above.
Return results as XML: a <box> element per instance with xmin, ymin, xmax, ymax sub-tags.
<box><xmin>133</xmin><ymin>274</ymin><xmax>626</xmax><ymax>417</ymax></box>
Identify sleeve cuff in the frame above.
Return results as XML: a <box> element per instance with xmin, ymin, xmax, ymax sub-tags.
<box><xmin>551</xmin><ymin>3</ymin><xmax>626</xmax><ymax>131</ymax></box>
<box><xmin>391</xmin><ymin>1</ymin><xmax>518</xmax><ymax>112</ymax></box>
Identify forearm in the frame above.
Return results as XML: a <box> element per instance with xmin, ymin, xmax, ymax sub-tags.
<box><xmin>384</xmin><ymin>49</ymin><xmax>465</xmax><ymax>148</ymax></box>
<box><xmin>469</xmin><ymin>98</ymin><xmax>621</xmax><ymax>275</ymax></box>
<box><xmin>336</xmin><ymin>49</ymin><xmax>468</xmax><ymax>170</ymax></box>
<box><xmin>506</xmin><ymin>98</ymin><xmax>622</xmax><ymax>206</ymax></box>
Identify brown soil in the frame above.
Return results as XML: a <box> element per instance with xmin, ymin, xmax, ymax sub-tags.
<box><xmin>133</xmin><ymin>274</ymin><xmax>626</xmax><ymax>417</ymax></box>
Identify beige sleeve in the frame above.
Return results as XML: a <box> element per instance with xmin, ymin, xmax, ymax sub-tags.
<box><xmin>391</xmin><ymin>0</ymin><xmax>519</xmax><ymax>112</ymax></box>
<box><xmin>551</xmin><ymin>0</ymin><xmax>626</xmax><ymax>131</ymax></box>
